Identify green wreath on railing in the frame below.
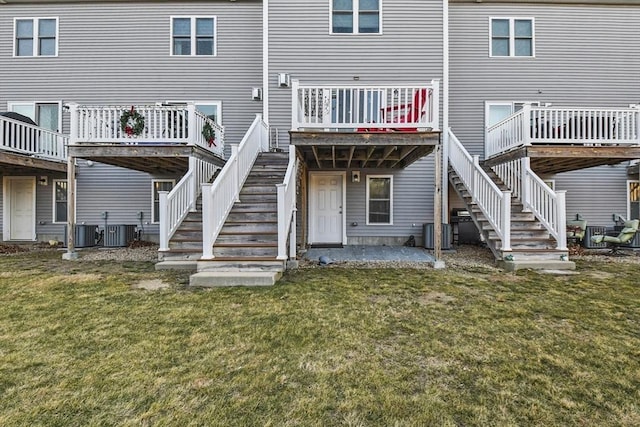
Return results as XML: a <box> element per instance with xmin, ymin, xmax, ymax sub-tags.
<box><xmin>120</xmin><ymin>106</ymin><xmax>145</xmax><ymax>137</ymax></box>
<box><xmin>202</xmin><ymin>121</ymin><xmax>216</xmax><ymax>147</ymax></box>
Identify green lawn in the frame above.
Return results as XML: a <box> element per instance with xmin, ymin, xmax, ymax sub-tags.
<box><xmin>0</xmin><ymin>249</ymin><xmax>638</xmax><ymax>426</ymax></box>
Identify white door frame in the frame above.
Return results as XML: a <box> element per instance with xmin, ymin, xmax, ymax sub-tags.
<box><xmin>308</xmin><ymin>171</ymin><xmax>347</xmax><ymax>245</ymax></box>
<box><xmin>3</xmin><ymin>176</ymin><xmax>37</xmax><ymax>241</ymax></box>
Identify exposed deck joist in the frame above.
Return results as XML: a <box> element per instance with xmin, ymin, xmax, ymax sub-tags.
<box><xmin>68</xmin><ymin>144</ymin><xmax>225</xmax><ymax>174</ymax></box>
<box><xmin>483</xmin><ymin>145</ymin><xmax>640</xmax><ymax>175</ymax></box>
<box><xmin>0</xmin><ymin>151</ymin><xmax>67</xmax><ymax>174</ymax></box>
<box><xmin>290</xmin><ymin>131</ymin><xmax>441</xmax><ymax>169</ymax></box>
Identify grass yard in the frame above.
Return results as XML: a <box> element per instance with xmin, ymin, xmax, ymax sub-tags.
<box><xmin>0</xmin><ymin>249</ymin><xmax>639</xmax><ymax>426</ymax></box>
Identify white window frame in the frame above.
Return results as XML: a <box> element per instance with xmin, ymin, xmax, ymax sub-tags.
<box><xmin>627</xmin><ymin>180</ymin><xmax>640</xmax><ymax>221</ymax></box>
<box><xmin>13</xmin><ymin>17</ymin><xmax>59</xmax><ymax>57</ymax></box>
<box><xmin>162</xmin><ymin>101</ymin><xmax>223</xmax><ymax>125</ymax></box>
<box><xmin>7</xmin><ymin>101</ymin><xmax>63</xmax><ymax>132</ymax></box>
<box><xmin>152</xmin><ymin>179</ymin><xmax>176</xmax><ymax>224</ymax></box>
<box><xmin>170</xmin><ymin>16</ymin><xmax>217</xmax><ymax>56</ymax></box>
<box><xmin>52</xmin><ymin>179</ymin><xmax>71</xmax><ymax>224</ymax></box>
<box><xmin>366</xmin><ymin>174</ymin><xmax>393</xmax><ymax>225</ymax></box>
<box><xmin>489</xmin><ymin>17</ymin><xmax>535</xmax><ymax>58</ymax></box>
<box><xmin>330</xmin><ymin>0</ymin><xmax>382</xmax><ymax>35</ymax></box>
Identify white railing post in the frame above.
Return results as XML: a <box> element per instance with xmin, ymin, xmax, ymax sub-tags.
<box><xmin>556</xmin><ymin>190</ymin><xmax>568</xmax><ymax>251</ymax></box>
<box><xmin>521</xmin><ymin>157</ymin><xmax>531</xmax><ymax>211</ymax></box>
<box><xmin>277</xmin><ymin>183</ymin><xmax>287</xmax><ymax>260</ymax></box>
<box><xmin>187</xmin><ymin>103</ymin><xmax>196</xmax><ymax>144</ymax></box>
<box><xmin>188</xmin><ymin>157</ymin><xmax>197</xmax><ymax>211</ymax></box>
<box><xmin>430</xmin><ymin>79</ymin><xmax>440</xmax><ymax>131</ymax></box>
<box><xmin>501</xmin><ymin>191</ymin><xmax>512</xmax><ymax>251</ymax></box>
<box><xmin>231</xmin><ymin>145</ymin><xmax>240</xmax><ymax>202</ymax></box>
<box><xmin>289</xmin><ymin>208</ymin><xmax>297</xmax><ymax>260</ymax></box>
<box><xmin>522</xmin><ymin>103</ymin><xmax>532</xmax><ymax>145</ymax></box>
<box><xmin>291</xmin><ymin>79</ymin><xmax>300</xmax><ymax>130</ymax></box>
<box><xmin>201</xmin><ymin>183</ymin><xmax>214</xmax><ymax>259</ymax></box>
<box><xmin>159</xmin><ymin>191</ymin><xmax>169</xmax><ymax>251</ymax></box>
<box><xmin>68</xmin><ymin>103</ymin><xmax>79</xmax><ymax>145</ymax></box>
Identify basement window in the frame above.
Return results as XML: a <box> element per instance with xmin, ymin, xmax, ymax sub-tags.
<box><xmin>152</xmin><ymin>180</ymin><xmax>175</xmax><ymax>223</ymax></box>
<box><xmin>366</xmin><ymin>175</ymin><xmax>393</xmax><ymax>225</ymax></box>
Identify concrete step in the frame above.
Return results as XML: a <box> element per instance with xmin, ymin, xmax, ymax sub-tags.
<box><xmin>155</xmin><ymin>260</ymin><xmax>198</xmax><ymax>271</ymax></box>
<box><xmin>197</xmin><ymin>258</ymin><xmax>284</xmax><ymax>272</ymax></box>
<box><xmin>190</xmin><ymin>271</ymin><xmax>282</xmax><ymax>287</ymax></box>
<box><xmin>497</xmin><ymin>259</ymin><xmax>576</xmax><ymax>272</ymax></box>
<box><xmin>158</xmin><ymin>248</ymin><xmax>202</xmax><ymax>261</ymax></box>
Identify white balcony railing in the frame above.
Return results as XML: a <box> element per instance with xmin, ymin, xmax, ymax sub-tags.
<box><xmin>292</xmin><ymin>80</ymin><xmax>440</xmax><ymax>132</ymax></box>
<box><xmin>449</xmin><ymin>129</ymin><xmax>511</xmax><ymax>251</ymax></box>
<box><xmin>486</xmin><ymin>105</ymin><xmax>640</xmax><ymax>158</ymax></box>
<box><xmin>0</xmin><ymin>115</ymin><xmax>68</xmax><ymax>162</ymax></box>
<box><xmin>68</xmin><ymin>103</ymin><xmax>225</xmax><ymax>158</ymax></box>
<box><xmin>158</xmin><ymin>157</ymin><xmax>219</xmax><ymax>251</ymax></box>
<box><xmin>492</xmin><ymin>158</ymin><xmax>567</xmax><ymax>250</ymax></box>
<box><xmin>277</xmin><ymin>145</ymin><xmax>298</xmax><ymax>261</ymax></box>
<box><xmin>201</xmin><ymin>114</ymin><xmax>269</xmax><ymax>259</ymax></box>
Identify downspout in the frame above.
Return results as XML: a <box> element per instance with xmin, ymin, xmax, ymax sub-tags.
<box><xmin>262</xmin><ymin>0</ymin><xmax>269</xmax><ymax>124</ymax></box>
<box><xmin>442</xmin><ymin>0</ymin><xmax>450</xmax><ymax>224</ymax></box>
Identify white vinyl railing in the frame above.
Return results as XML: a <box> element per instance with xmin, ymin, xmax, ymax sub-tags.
<box><xmin>292</xmin><ymin>80</ymin><xmax>440</xmax><ymax>132</ymax></box>
<box><xmin>201</xmin><ymin>114</ymin><xmax>269</xmax><ymax>259</ymax></box>
<box><xmin>486</xmin><ymin>105</ymin><xmax>640</xmax><ymax>158</ymax></box>
<box><xmin>277</xmin><ymin>145</ymin><xmax>298</xmax><ymax>260</ymax></box>
<box><xmin>491</xmin><ymin>158</ymin><xmax>567</xmax><ymax>250</ymax></box>
<box><xmin>158</xmin><ymin>157</ymin><xmax>219</xmax><ymax>251</ymax></box>
<box><xmin>448</xmin><ymin>129</ymin><xmax>511</xmax><ymax>251</ymax></box>
<box><xmin>0</xmin><ymin>115</ymin><xmax>67</xmax><ymax>162</ymax></box>
<box><xmin>68</xmin><ymin>103</ymin><xmax>225</xmax><ymax>158</ymax></box>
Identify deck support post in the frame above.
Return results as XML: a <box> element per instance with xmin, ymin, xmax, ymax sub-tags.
<box><xmin>433</xmin><ymin>137</ymin><xmax>444</xmax><ymax>268</ymax></box>
<box><xmin>62</xmin><ymin>155</ymin><xmax>78</xmax><ymax>260</ymax></box>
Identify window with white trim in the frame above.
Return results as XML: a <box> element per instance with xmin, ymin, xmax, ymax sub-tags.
<box><xmin>53</xmin><ymin>179</ymin><xmax>67</xmax><ymax>223</ymax></box>
<box><xmin>490</xmin><ymin>18</ymin><xmax>534</xmax><ymax>57</ymax></box>
<box><xmin>171</xmin><ymin>17</ymin><xmax>216</xmax><ymax>56</ymax></box>
<box><xmin>14</xmin><ymin>17</ymin><xmax>58</xmax><ymax>57</ymax></box>
<box><xmin>331</xmin><ymin>0</ymin><xmax>381</xmax><ymax>34</ymax></box>
<box><xmin>366</xmin><ymin>175</ymin><xmax>393</xmax><ymax>225</ymax></box>
<box><xmin>152</xmin><ymin>180</ymin><xmax>175</xmax><ymax>223</ymax></box>
<box><xmin>628</xmin><ymin>180</ymin><xmax>640</xmax><ymax>220</ymax></box>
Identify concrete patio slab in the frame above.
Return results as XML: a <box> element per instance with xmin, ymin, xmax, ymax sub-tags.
<box><xmin>303</xmin><ymin>245</ymin><xmax>436</xmax><ymax>263</ymax></box>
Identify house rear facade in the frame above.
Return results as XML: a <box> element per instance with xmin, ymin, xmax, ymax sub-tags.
<box><xmin>1</xmin><ymin>0</ymin><xmax>639</xmax><ymax>274</ymax></box>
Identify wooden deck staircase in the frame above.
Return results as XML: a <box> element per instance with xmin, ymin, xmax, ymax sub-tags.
<box><xmin>158</xmin><ymin>152</ymin><xmax>291</xmax><ymax>284</ymax></box>
<box><xmin>449</xmin><ymin>166</ymin><xmax>572</xmax><ymax>269</ymax></box>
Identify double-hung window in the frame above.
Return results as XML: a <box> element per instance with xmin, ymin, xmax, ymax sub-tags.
<box><xmin>490</xmin><ymin>18</ymin><xmax>534</xmax><ymax>57</ymax></box>
<box><xmin>331</xmin><ymin>0</ymin><xmax>381</xmax><ymax>34</ymax></box>
<box><xmin>367</xmin><ymin>175</ymin><xmax>393</xmax><ymax>225</ymax></box>
<box><xmin>53</xmin><ymin>180</ymin><xmax>67</xmax><ymax>223</ymax></box>
<box><xmin>14</xmin><ymin>17</ymin><xmax>58</xmax><ymax>57</ymax></box>
<box><xmin>171</xmin><ymin>17</ymin><xmax>216</xmax><ymax>56</ymax></box>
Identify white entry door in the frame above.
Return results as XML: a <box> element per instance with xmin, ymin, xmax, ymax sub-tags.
<box><xmin>4</xmin><ymin>177</ymin><xmax>36</xmax><ymax>241</ymax></box>
<box><xmin>309</xmin><ymin>173</ymin><xmax>344</xmax><ymax>244</ymax></box>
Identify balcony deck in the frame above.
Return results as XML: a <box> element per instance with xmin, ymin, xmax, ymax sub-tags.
<box><xmin>0</xmin><ymin>115</ymin><xmax>68</xmax><ymax>173</ymax></box>
<box><xmin>67</xmin><ymin>104</ymin><xmax>225</xmax><ymax>174</ymax></box>
<box><xmin>290</xmin><ymin>81</ymin><xmax>440</xmax><ymax>169</ymax></box>
<box><xmin>485</xmin><ymin>105</ymin><xmax>640</xmax><ymax>174</ymax></box>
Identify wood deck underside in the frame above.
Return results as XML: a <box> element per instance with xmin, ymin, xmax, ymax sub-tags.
<box><xmin>289</xmin><ymin>131</ymin><xmax>441</xmax><ymax>169</ymax></box>
<box><xmin>0</xmin><ymin>151</ymin><xmax>67</xmax><ymax>174</ymax></box>
<box><xmin>68</xmin><ymin>144</ymin><xmax>226</xmax><ymax>174</ymax></box>
<box><xmin>483</xmin><ymin>145</ymin><xmax>640</xmax><ymax>174</ymax></box>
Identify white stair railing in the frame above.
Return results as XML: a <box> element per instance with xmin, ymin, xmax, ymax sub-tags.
<box><xmin>158</xmin><ymin>157</ymin><xmax>219</xmax><ymax>251</ymax></box>
<box><xmin>277</xmin><ymin>145</ymin><xmax>298</xmax><ymax>260</ymax></box>
<box><xmin>492</xmin><ymin>158</ymin><xmax>567</xmax><ymax>250</ymax></box>
<box><xmin>448</xmin><ymin>129</ymin><xmax>511</xmax><ymax>251</ymax></box>
<box><xmin>201</xmin><ymin>114</ymin><xmax>269</xmax><ymax>259</ymax></box>
<box><xmin>0</xmin><ymin>115</ymin><xmax>67</xmax><ymax>162</ymax></box>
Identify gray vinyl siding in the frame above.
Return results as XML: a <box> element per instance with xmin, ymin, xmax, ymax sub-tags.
<box><xmin>269</xmin><ymin>0</ymin><xmax>444</xmax><ymax>241</ymax></box>
<box><xmin>450</xmin><ymin>2</ymin><xmax>640</xmax><ymax>225</ymax></box>
<box><xmin>0</xmin><ymin>1</ymin><xmax>262</xmax><ymax>241</ymax></box>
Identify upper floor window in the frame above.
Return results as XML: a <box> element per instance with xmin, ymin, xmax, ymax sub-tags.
<box><xmin>8</xmin><ymin>101</ymin><xmax>61</xmax><ymax>132</ymax></box>
<box><xmin>490</xmin><ymin>18</ymin><xmax>534</xmax><ymax>57</ymax></box>
<box><xmin>14</xmin><ymin>17</ymin><xmax>58</xmax><ymax>57</ymax></box>
<box><xmin>171</xmin><ymin>17</ymin><xmax>216</xmax><ymax>56</ymax></box>
<box><xmin>331</xmin><ymin>0</ymin><xmax>381</xmax><ymax>34</ymax></box>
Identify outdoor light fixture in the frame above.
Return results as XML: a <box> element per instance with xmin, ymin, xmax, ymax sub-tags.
<box><xmin>352</xmin><ymin>171</ymin><xmax>360</xmax><ymax>183</ymax></box>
